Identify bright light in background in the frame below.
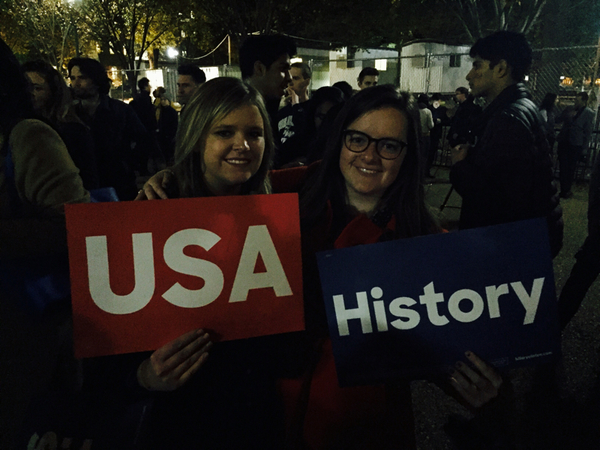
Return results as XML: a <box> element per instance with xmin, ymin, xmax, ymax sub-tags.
<box><xmin>524</xmin><ymin>75</ymin><xmax>529</xmax><ymax>81</ymax></box>
<box><xmin>167</xmin><ymin>47</ymin><xmax>179</xmax><ymax>59</ymax></box>
<box><xmin>375</xmin><ymin>59</ymin><xmax>387</xmax><ymax>71</ymax></box>
<box><xmin>291</xmin><ymin>57</ymin><xmax>303</xmax><ymax>64</ymax></box>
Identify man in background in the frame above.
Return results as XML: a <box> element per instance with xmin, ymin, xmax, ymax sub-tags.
<box><xmin>449</xmin><ymin>31</ymin><xmax>563</xmax><ymax>258</ymax></box>
<box><xmin>357</xmin><ymin>67</ymin><xmax>379</xmax><ymax>90</ymax></box>
<box><xmin>177</xmin><ymin>64</ymin><xmax>206</xmax><ymax>107</ymax></box>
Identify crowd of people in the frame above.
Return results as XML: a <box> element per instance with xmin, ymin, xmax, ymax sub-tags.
<box><xmin>0</xmin><ymin>27</ymin><xmax>597</xmax><ymax>450</ymax></box>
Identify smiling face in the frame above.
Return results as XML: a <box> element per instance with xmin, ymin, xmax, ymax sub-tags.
<box><xmin>25</xmin><ymin>71</ymin><xmax>51</xmax><ymax>114</ymax></box>
<box><xmin>201</xmin><ymin>104</ymin><xmax>265</xmax><ymax>195</ymax></box>
<box><xmin>339</xmin><ymin>107</ymin><xmax>408</xmax><ymax>211</ymax></box>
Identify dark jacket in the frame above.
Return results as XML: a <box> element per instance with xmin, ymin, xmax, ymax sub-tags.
<box><xmin>450</xmin><ymin>83</ymin><xmax>563</xmax><ymax>257</ymax></box>
<box><xmin>75</xmin><ymin>95</ymin><xmax>150</xmax><ymax>200</ymax></box>
<box><xmin>448</xmin><ymin>96</ymin><xmax>482</xmax><ymax>147</ymax></box>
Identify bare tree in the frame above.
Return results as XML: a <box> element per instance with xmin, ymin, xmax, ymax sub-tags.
<box><xmin>437</xmin><ymin>0</ymin><xmax>548</xmax><ymax>42</ymax></box>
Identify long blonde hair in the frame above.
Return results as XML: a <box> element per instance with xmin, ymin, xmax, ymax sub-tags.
<box><xmin>173</xmin><ymin>77</ymin><xmax>273</xmax><ymax>197</ymax></box>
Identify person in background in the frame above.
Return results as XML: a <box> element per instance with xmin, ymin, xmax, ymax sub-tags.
<box><xmin>450</xmin><ymin>31</ymin><xmax>563</xmax><ymax>258</ymax></box>
<box><xmin>68</xmin><ymin>57</ymin><xmax>152</xmax><ymax>200</ymax></box>
<box><xmin>555</xmin><ymin>91</ymin><xmax>594</xmax><ymax>199</ymax></box>
<box><xmin>448</xmin><ymin>86</ymin><xmax>482</xmax><ymax>148</ymax></box>
<box><xmin>176</xmin><ymin>64</ymin><xmax>206</xmax><ymax>108</ymax></box>
<box><xmin>279</xmin><ymin>86</ymin><xmax>347</xmax><ymax>167</ymax></box>
<box><xmin>427</xmin><ymin>93</ymin><xmax>450</xmax><ymax>176</ymax></box>
<box><xmin>333</xmin><ymin>81</ymin><xmax>354</xmax><ymax>100</ymax></box>
<box><xmin>130</xmin><ymin>76</ymin><xmax>162</xmax><ymax>173</ymax></box>
<box><xmin>21</xmin><ymin>60</ymin><xmax>98</xmax><ymax>190</ymax></box>
<box><xmin>539</xmin><ymin>92</ymin><xmax>558</xmax><ymax>150</ymax></box>
<box><xmin>0</xmin><ymin>38</ymin><xmax>89</xmax><ymax>448</ymax></box>
<box><xmin>357</xmin><ymin>67</ymin><xmax>379</xmax><ymax>90</ymax></box>
<box><xmin>155</xmin><ymin>96</ymin><xmax>178</xmax><ymax>166</ymax></box>
<box><xmin>240</xmin><ymin>34</ymin><xmax>296</xmax><ymax>139</ymax></box>
<box><xmin>417</xmin><ymin>93</ymin><xmax>434</xmax><ymax>177</ymax></box>
<box><xmin>277</xmin><ymin>62</ymin><xmax>312</xmax><ymax>167</ymax></box>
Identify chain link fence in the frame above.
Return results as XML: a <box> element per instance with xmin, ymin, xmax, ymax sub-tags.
<box><xmin>308</xmin><ymin>46</ymin><xmax>600</xmax><ymax>180</ymax></box>
<box><xmin>105</xmin><ymin>45</ymin><xmax>600</xmax><ymax>181</ymax></box>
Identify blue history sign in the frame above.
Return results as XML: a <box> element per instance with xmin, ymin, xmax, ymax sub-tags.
<box><xmin>316</xmin><ymin>218</ymin><xmax>560</xmax><ymax>387</ymax></box>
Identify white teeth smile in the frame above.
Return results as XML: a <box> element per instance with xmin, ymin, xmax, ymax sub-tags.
<box><xmin>226</xmin><ymin>159</ymin><xmax>249</xmax><ymax>165</ymax></box>
<box><xmin>357</xmin><ymin>167</ymin><xmax>378</xmax><ymax>174</ymax></box>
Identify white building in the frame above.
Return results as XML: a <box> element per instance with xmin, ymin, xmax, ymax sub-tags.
<box><xmin>400</xmin><ymin>40</ymin><xmax>471</xmax><ymax>94</ymax></box>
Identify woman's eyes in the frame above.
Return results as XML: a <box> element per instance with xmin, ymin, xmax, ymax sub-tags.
<box><xmin>350</xmin><ymin>136</ymin><xmax>367</xmax><ymax>144</ymax></box>
<box><xmin>215</xmin><ymin>130</ymin><xmax>233</xmax><ymax>138</ymax></box>
<box><xmin>214</xmin><ymin>129</ymin><xmax>263</xmax><ymax>139</ymax></box>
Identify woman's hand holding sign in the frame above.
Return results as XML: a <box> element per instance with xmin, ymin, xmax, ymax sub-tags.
<box><xmin>137</xmin><ymin>329</ymin><xmax>212</xmax><ymax>391</ymax></box>
<box><xmin>449</xmin><ymin>351</ymin><xmax>503</xmax><ymax>408</ymax></box>
<box><xmin>135</xmin><ymin>168</ymin><xmax>174</xmax><ymax>200</ymax></box>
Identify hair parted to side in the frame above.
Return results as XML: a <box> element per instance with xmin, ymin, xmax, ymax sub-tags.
<box><xmin>173</xmin><ymin>77</ymin><xmax>273</xmax><ymax>197</ymax></box>
<box><xmin>300</xmin><ymin>84</ymin><xmax>437</xmax><ymax>239</ymax></box>
<box><xmin>469</xmin><ymin>31</ymin><xmax>532</xmax><ymax>82</ymax></box>
<box><xmin>67</xmin><ymin>57</ymin><xmax>112</xmax><ymax>95</ymax></box>
<box><xmin>21</xmin><ymin>60</ymin><xmax>77</xmax><ymax>125</ymax></box>
<box><xmin>239</xmin><ymin>34</ymin><xmax>297</xmax><ymax>79</ymax></box>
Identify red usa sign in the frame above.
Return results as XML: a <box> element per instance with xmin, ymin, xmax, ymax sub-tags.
<box><xmin>65</xmin><ymin>194</ymin><xmax>304</xmax><ymax>358</ymax></box>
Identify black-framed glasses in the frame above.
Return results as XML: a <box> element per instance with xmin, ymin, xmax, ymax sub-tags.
<box><xmin>343</xmin><ymin>130</ymin><xmax>407</xmax><ymax>160</ymax></box>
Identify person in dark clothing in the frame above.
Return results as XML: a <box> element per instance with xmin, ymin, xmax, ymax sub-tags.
<box><xmin>448</xmin><ymin>86</ymin><xmax>482</xmax><ymax>148</ymax></box>
<box><xmin>68</xmin><ymin>57</ymin><xmax>153</xmax><ymax>200</ymax></box>
<box><xmin>427</xmin><ymin>93</ymin><xmax>449</xmax><ymax>174</ymax></box>
<box><xmin>155</xmin><ymin>97</ymin><xmax>178</xmax><ymax>165</ymax></box>
<box><xmin>130</xmin><ymin>76</ymin><xmax>162</xmax><ymax>174</ymax></box>
<box><xmin>240</xmin><ymin>34</ymin><xmax>296</xmax><ymax>141</ymax></box>
<box><xmin>450</xmin><ymin>31</ymin><xmax>563</xmax><ymax>258</ymax></box>
<box><xmin>539</xmin><ymin>92</ymin><xmax>558</xmax><ymax>150</ymax></box>
<box><xmin>277</xmin><ymin>86</ymin><xmax>345</xmax><ymax>168</ymax></box>
<box><xmin>555</xmin><ymin>91</ymin><xmax>595</xmax><ymax>199</ymax></box>
<box><xmin>176</xmin><ymin>64</ymin><xmax>206</xmax><ymax>108</ymax></box>
<box><xmin>332</xmin><ymin>81</ymin><xmax>354</xmax><ymax>100</ymax></box>
<box><xmin>22</xmin><ymin>60</ymin><xmax>99</xmax><ymax>190</ymax></box>
<box><xmin>557</xmin><ymin>153</ymin><xmax>600</xmax><ymax>328</ymax></box>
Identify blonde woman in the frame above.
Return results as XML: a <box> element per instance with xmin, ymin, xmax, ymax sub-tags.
<box><xmin>87</xmin><ymin>77</ymin><xmax>283</xmax><ymax>449</ymax></box>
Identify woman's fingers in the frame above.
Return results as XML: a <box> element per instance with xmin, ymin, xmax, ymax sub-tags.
<box><xmin>450</xmin><ymin>351</ymin><xmax>502</xmax><ymax>408</ymax></box>
<box><xmin>153</xmin><ymin>330</ymin><xmax>211</xmax><ymax>376</ymax></box>
<box><xmin>466</xmin><ymin>351</ymin><xmax>503</xmax><ymax>389</ymax></box>
<box><xmin>153</xmin><ymin>329</ymin><xmax>205</xmax><ymax>364</ymax></box>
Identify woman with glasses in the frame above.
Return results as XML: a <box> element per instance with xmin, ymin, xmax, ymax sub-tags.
<box><xmin>275</xmin><ymin>85</ymin><xmax>502</xmax><ymax>449</ymax></box>
<box><xmin>140</xmin><ymin>85</ymin><xmax>503</xmax><ymax>449</ymax></box>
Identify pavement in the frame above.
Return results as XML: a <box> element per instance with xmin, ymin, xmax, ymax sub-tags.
<box><xmin>413</xmin><ymin>167</ymin><xmax>600</xmax><ymax>449</ymax></box>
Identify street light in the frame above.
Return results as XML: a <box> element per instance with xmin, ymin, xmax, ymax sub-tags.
<box><xmin>167</xmin><ymin>47</ymin><xmax>179</xmax><ymax>59</ymax></box>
